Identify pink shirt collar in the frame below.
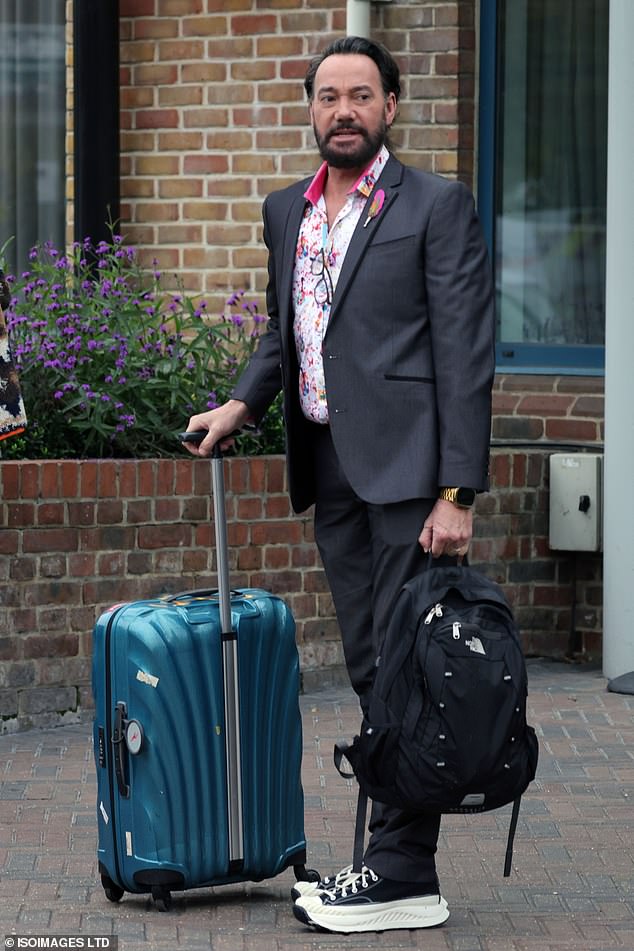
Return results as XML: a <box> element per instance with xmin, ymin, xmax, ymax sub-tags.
<box><xmin>304</xmin><ymin>145</ymin><xmax>390</xmax><ymax>205</ymax></box>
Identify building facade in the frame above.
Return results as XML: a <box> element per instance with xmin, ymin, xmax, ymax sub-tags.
<box><xmin>0</xmin><ymin>0</ymin><xmax>611</xmax><ymax>727</ymax></box>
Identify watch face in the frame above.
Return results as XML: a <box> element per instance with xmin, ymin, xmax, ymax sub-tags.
<box><xmin>456</xmin><ymin>487</ymin><xmax>476</xmax><ymax>507</ymax></box>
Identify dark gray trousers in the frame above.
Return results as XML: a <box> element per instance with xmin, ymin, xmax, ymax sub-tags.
<box><xmin>310</xmin><ymin>423</ymin><xmax>441</xmax><ymax>884</ymax></box>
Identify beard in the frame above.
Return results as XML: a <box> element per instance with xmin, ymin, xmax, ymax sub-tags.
<box><xmin>313</xmin><ymin>117</ymin><xmax>389</xmax><ymax>169</ymax></box>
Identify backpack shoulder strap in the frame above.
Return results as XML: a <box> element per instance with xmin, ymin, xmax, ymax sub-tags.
<box><xmin>504</xmin><ymin>796</ymin><xmax>523</xmax><ymax>877</ymax></box>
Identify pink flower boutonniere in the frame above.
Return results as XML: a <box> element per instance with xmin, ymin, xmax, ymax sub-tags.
<box><xmin>363</xmin><ymin>189</ymin><xmax>385</xmax><ymax>228</ymax></box>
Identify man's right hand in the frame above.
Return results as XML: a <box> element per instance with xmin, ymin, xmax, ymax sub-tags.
<box><xmin>182</xmin><ymin>399</ymin><xmax>251</xmax><ymax>457</ymax></box>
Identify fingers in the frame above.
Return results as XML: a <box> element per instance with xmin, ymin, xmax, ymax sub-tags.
<box><xmin>183</xmin><ymin>426</ymin><xmax>223</xmax><ymax>457</ymax></box>
<box><xmin>182</xmin><ymin>400</ymin><xmax>251</xmax><ymax>457</ymax></box>
<box><xmin>181</xmin><ymin>413</ymin><xmax>217</xmax><ymax>456</ymax></box>
<box><xmin>419</xmin><ymin>499</ymin><xmax>472</xmax><ymax>559</ymax></box>
<box><xmin>419</xmin><ymin>523</ymin><xmax>433</xmax><ymax>553</ymax></box>
<box><xmin>447</xmin><ymin>544</ymin><xmax>469</xmax><ymax>557</ymax></box>
<box><xmin>449</xmin><ymin>544</ymin><xmax>469</xmax><ymax>566</ymax></box>
<box><xmin>420</xmin><ymin>531</ymin><xmax>468</xmax><ymax>559</ymax></box>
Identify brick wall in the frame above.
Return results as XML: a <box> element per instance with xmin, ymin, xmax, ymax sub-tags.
<box><xmin>8</xmin><ymin>1</ymin><xmax>601</xmax><ymax>734</ymax></box>
<box><xmin>484</xmin><ymin>374</ymin><xmax>604</xmax><ymax>660</ymax></box>
<box><xmin>0</xmin><ymin>377</ymin><xmax>604</xmax><ymax>733</ymax></box>
<box><xmin>0</xmin><ymin>456</ymin><xmax>341</xmax><ymax>734</ymax></box>
<box><xmin>117</xmin><ymin>0</ymin><xmax>477</xmax><ymax>308</ymax></box>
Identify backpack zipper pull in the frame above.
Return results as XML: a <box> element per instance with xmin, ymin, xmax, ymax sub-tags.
<box><xmin>424</xmin><ymin>603</ymin><xmax>444</xmax><ymax>624</ymax></box>
<box><xmin>452</xmin><ymin>621</ymin><xmax>461</xmax><ymax>640</ymax></box>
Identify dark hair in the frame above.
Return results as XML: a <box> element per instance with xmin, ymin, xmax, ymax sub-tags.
<box><xmin>304</xmin><ymin>36</ymin><xmax>401</xmax><ymax>103</ymax></box>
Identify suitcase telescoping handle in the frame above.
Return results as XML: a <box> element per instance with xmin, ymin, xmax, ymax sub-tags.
<box><xmin>211</xmin><ymin>439</ymin><xmax>244</xmax><ymax>870</ymax></box>
<box><xmin>179</xmin><ymin>429</ymin><xmax>247</xmax><ymax>868</ymax></box>
<box><xmin>179</xmin><ymin>427</ymin><xmax>255</xmax><ymax>633</ymax></box>
<box><xmin>180</xmin><ymin>427</ymin><xmax>261</xmax><ymax>869</ymax></box>
<box><xmin>211</xmin><ymin>443</ymin><xmax>233</xmax><ymax>637</ymax></box>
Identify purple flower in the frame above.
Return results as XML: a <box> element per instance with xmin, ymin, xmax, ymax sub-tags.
<box><xmin>6</xmin><ymin>233</ymin><xmax>270</xmax><ymax>456</ymax></box>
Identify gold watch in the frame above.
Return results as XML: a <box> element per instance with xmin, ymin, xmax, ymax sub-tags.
<box><xmin>438</xmin><ymin>487</ymin><xmax>476</xmax><ymax>508</ymax></box>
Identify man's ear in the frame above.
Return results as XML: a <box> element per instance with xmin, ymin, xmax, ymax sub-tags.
<box><xmin>385</xmin><ymin>92</ymin><xmax>397</xmax><ymax>126</ymax></box>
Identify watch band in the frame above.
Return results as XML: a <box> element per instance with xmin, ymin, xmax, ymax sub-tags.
<box><xmin>438</xmin><ymin>487</ymin><xmax>476</xmax><ymax>508</ymax></box>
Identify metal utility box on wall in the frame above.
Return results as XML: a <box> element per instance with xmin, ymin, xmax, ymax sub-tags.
<box><xmin>549</xmin><ymin>453</ymin><xmax>603</xmax><ymax>552</ymax></box>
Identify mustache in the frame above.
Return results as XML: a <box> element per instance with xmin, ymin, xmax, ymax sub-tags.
<box><xmin>326</xmin><ymin>123</ymin><xmax>368</xmax><ymax>141</ymax></box>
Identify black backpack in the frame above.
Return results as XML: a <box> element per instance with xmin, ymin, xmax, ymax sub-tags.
<box><xmin>337</xmin><ymin>560</ymin><xmax>539</xmax><ymax>876</ymax></box>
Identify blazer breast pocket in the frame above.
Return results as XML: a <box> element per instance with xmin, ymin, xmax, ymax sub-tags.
<box><xmin>367</xmin><ymin>232</ymin><xmax>417</xmax><ymax>250</ymax></box>
<box><xmin>363</xmin><ymin>233</ymin><xmax>422</xmax><ymax>275</ymax></box>
<box><xmin>383</xmin><ymin>374</ymin><xmax>435</xmax><ymax>384</ymax></box>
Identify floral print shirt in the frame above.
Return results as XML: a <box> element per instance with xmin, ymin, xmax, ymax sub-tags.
<box><xmin>292</xmin><ymin>145</ymin><xmax>389</xmax><ymax>423</ymax></box>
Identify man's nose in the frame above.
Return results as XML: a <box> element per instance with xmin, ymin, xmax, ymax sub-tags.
<box><xmin>334</xmin><ymin>97</ymin><xmax>355</xmax><ymax>119</ymax></box>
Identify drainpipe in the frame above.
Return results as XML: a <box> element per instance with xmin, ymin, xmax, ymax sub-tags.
<box><xmin>346</xmin><ymin>0</ymin><xmax>371</xmax><ymax>37</ymax></box>
<box><xmin>603</xmin><ymin>0</ymin><xmax>634</xmax><ymax>691</ymax></box>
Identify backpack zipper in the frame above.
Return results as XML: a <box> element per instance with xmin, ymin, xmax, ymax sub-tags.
<box><xmin>424</xmin><ymin>603</ymin><xmax>444</xmax><ymax>624</ymax></box>
<box><xmin>423</xmin><ymin>606</ymin><xmax>462</xmax><ymax>638</ymax></box>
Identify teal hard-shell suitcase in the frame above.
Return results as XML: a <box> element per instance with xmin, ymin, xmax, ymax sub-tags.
<box><xmin>92</xmin><ymin>449</ymin><xmax>312</xmax><ymax>910</ymax></box>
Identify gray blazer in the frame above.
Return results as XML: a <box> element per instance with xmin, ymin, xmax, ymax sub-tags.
<box><xmin>232</xmin><ymin>154</ymin><xmax>495</xmax><ymax>514</ymax></box>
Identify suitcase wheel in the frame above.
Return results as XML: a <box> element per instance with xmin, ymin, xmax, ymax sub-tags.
<box><xmin>101</xmin><ymin>875</ymin><xmax>124</xmax><ymax>903</ymax></box>
<box><xmin>293</xmin><ymin>864</ymin><xmax>320</xmax><ymax>884</ymax></box>
<box><xmin>151</xmin><ymin>885</ymin><xmax>172</xmax><ymax>912</ymax></box>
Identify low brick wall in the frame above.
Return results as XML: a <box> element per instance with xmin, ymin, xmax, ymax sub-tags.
<box><xmin>0</xmin><ymin>448</ymin><xmax>602</xmax><ymax>733</ymax></box>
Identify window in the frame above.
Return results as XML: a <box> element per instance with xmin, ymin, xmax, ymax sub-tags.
<box><xmin>0</xmin><ymin>1</ymin><xmax>66</xmax><ymax>273</ymax></box>
<box><xmin>479</xmin><ymin>0</ymin><xmax>609</xmax><ymax>373</ymax></box>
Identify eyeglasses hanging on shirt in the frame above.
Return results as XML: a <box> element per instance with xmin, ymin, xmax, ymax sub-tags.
<box><xmin>311</xmin><ymin>248</ymin><xmax>334</xmax><ymax>308</ymax></box>
<box><xmin>311</xmin><ymin>220</ymin><xmax>334</xmax><ymax>309</ymax></box>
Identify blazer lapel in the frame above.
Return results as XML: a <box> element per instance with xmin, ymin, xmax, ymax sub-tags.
<box><xmin>278</xmin><ymin>191</ymin><xmax>308</xmax><ymax>334</ymax></box>
<box><xmin>327</xmin><ymin>155</ymin><xmax>404</xmax><ymax>326</ymax></box>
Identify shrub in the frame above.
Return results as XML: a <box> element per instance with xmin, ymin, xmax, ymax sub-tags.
<box><xmin>1</xmin><ymin>236</ymin><xmax>284</xmax><ymax>459</ymax></box>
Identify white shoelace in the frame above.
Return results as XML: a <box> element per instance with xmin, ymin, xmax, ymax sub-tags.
<box><xmin>323</xmin><ymin>865</ymin><xmax>379</xmax><ymax>899</ymax></box>
<box><xmin>320</xmin><ymin>864</ymin><xmax>355</xmax><ymax>889</ymax></box>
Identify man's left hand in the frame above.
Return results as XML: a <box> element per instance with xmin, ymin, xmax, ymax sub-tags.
<box><xmin>419</xmin><ymin>499</ymin><xmax>472</xmax><ymax>560</ymax></box>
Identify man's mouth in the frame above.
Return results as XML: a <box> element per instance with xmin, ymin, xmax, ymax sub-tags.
<box><xmin>328</xmin><ymin>127</ymin><xmax>365</xmax><ymax>140</ymax></box>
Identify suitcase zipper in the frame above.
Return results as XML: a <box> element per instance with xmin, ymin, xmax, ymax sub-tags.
<box><xmin>103</xmin><ymin>607</ymin><xmax>126</xmax><ymax>889</ymax></box>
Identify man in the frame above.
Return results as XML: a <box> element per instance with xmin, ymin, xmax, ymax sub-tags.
<box><xmin>184</xmin><ymin>36</ymin><xmax>495</xmax><ymax>934</ymax></box>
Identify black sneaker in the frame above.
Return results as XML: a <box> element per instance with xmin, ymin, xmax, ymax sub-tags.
<box><xmin>293</xmin><ymin>866</ymin><xmax>449</xmax><ymax>934</ymax></box>
<box><xmin>291</xmin><ymin>864</ymin><xmax>358</xmax><ymax>901</ymax></box>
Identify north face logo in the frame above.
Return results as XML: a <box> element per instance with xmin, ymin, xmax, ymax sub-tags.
<box><xmin>465</xmin><ymin>636</ymin><xmax>486</xmax><ymax>655</ymax></box>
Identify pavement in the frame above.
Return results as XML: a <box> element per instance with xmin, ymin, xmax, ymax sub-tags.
<box><xmin>1</xmin><ymin>659</ymin><xmax>634</xmax><ymax>951</ymax></box>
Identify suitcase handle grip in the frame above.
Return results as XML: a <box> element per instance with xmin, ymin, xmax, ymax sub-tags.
<box><xmin>178</xmin><ymin>423</ymin><xmax>260</xmax><ymax>450</ymax></box>
<box><xmin>112</xmin><ymin>702</ymin><xmax>130</xmax><ymax>799</ymax></box>
<box><xmin>163</xmin><ymin>588</ymin><xmax>240</xmax><ymax>602</ymax></box>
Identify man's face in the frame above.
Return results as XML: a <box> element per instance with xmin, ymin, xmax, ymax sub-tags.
<box><xmin>309</xmin><ymin>53</ymin><xmax>397</xmax><ymax>171</ymax></box>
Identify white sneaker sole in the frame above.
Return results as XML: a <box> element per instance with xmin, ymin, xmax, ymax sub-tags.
<box><xmin>293</xmin><ymin>893</ymin><xmax>450</xmax><ymax>934</ymax></box>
